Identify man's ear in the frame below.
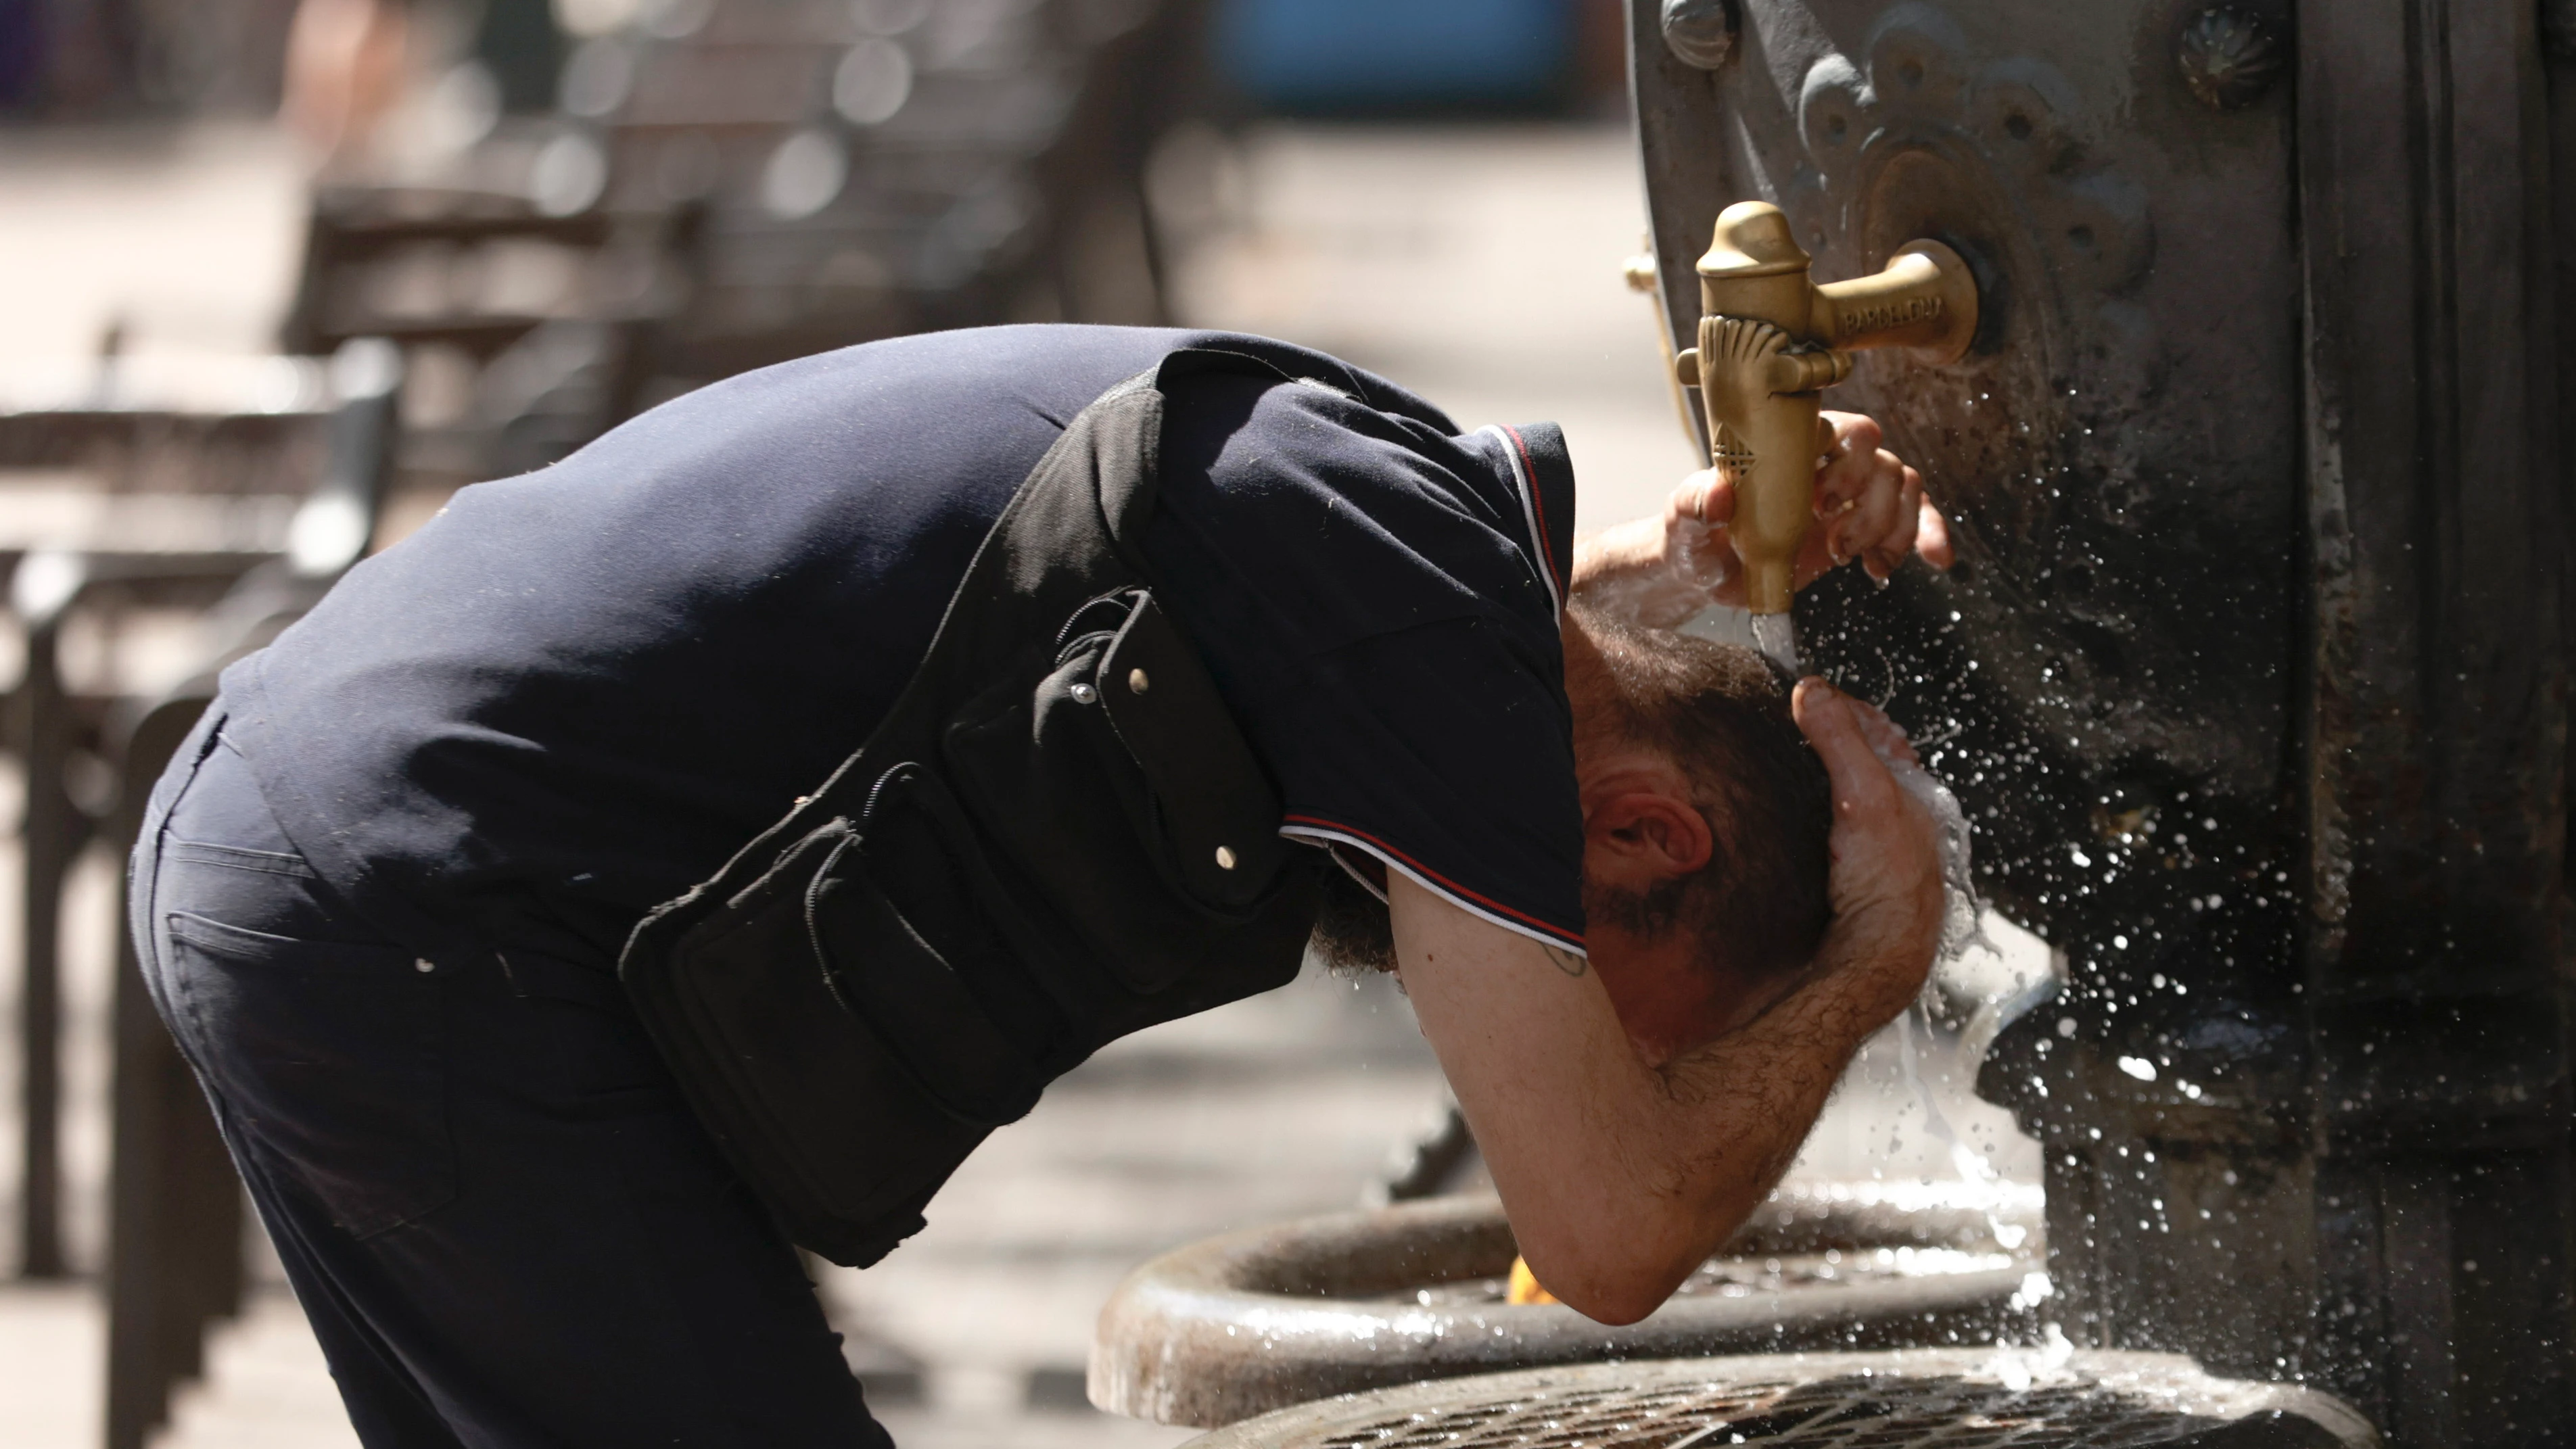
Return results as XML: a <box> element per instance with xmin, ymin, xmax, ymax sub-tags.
<box><xmin>1585</xmin><ymin>788</ymin><xmax>1714</xmax><ymax>889</ymax></box>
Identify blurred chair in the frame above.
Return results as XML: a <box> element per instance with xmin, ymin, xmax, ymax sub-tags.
<box><xmin>0</xmin><ymin>348</ymin><xmax>337</xmax><ymax>1287</ymax></box>
<box><xmin>563</xmin><ymin>0</ymin><xmax>1208</xmax><ymax>373</ymax></box>
<box><xmin>1378</xmin><ymin>1099</ymin><xmax>1482</xmax><ymax>1202</ymax></box>
<box><xmin>281</xmin><ymin>183</ymin><xmax>707</xmax><ymax>481</ymax></box>
<box><xmin>279</xmin><ymin>0</ymin><xmax>1209</xmax><ymax>487</ymax></box>
<box><xmin>98</xmin><ymin>341</ymin><xmax>402</xmax><ymax>1449</ymax></box>
<box><xmin>0</xmin><ymin>339</ymin><xmax>403</xmax><ymax>1449</ymax></box>
<box><xmin>96</xmin><ymin>343</ymin><xmax>402</xmax><ymax>1449</ymax></box>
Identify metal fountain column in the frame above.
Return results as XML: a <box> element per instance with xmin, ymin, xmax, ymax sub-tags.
<box><xmin>1629</xmin><ymin>1</ymin><xmax>2576</xmax><ymax>1444</ymax></box>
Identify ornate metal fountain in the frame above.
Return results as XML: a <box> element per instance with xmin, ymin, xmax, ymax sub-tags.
<box><xmin>1629</xmin><ymin>1</ymin><xmax>2573</xmax><ymax>1444</ymax></box>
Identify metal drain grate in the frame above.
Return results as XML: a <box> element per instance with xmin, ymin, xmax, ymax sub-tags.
<box><xmin>1181</xmin><ymin>1352</ymin><xmax>2376</xmax><ymax>1449</ymax></box>
<box><xmin>1311</xmin><ymin>1376</ymin><xmax>2253</xmax><ymax>1448</ymax></box>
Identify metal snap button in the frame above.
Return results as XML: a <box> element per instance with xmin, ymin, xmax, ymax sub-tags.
<box><xmin>1128</xmin><ymin>667</ymin><xmax>1150</xmax><ymax>694</ymax></box>
<box><xmin>1071</xmin><ymin>682</ymin><xmax>1098</xmax><ymax>704</ymax></box>
<box><xmin>1215</xmin><ymin>845</ymin><xmax>1238</xmax><ymax>870</ymax></box>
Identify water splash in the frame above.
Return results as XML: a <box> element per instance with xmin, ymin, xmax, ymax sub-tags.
<box><xmin>1875</xmin><ymin>732</ymin><xmax>2009</xmax><ymax>1217</ymax></box>
<box><xmin>1896</xmin><ymin>1005</ymin><xmax>1998</xmax><ymax>1187</ymax></box>
<box><xmin>1750</xmin><ymin>611</ymin><xmax>1802</xmax><ymax>676</ymax></box>
<box><xmin>1870</xmin><ymin>734</ymin><xmax>1988</xmax><ymax>967</ymax></box>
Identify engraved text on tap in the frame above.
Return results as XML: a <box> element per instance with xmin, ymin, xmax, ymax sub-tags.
<box><xmin>1833</xmin><ymin>293</ymin><xmax>1944</xmax><ymax>339</ymax></box>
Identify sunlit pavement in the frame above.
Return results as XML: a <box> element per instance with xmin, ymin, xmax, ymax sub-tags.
<box><xmin>0</xmin><ymin>122</ymin><xmax>307</xmax><ymax>364</ymax></box>
<box><xmin>0</xmin><ymin>117</ymin><xmax>2041</xmax><ymax>1449</ymax></box>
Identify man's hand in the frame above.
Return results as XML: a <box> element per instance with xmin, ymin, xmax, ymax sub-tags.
<box><xmin>1572</xmin><ymin>412</ymin><xmax>1954</xmax><ymax>628</ymax></box>
<box><xmin>1397</xmin><ymin>680</ymin><xmax>1946</xmax><ymax>1325</ymax></box>
<box><xmin>1790</xmin><ymin>678</ymin><xmax>1946</xmax><ymax>1026</ymax></box>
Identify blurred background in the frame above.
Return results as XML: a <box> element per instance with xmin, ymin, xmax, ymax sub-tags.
<box><xmin>0</xmin><ymin>2</ymin><xmax>2051</xmax><ymax>1444</ymax></box>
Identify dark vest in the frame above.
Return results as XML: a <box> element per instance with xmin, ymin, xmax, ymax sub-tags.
<box><xmin>619</xmin><ymin>351</ymin><xmax>1324</xmax><ymax>1266</ymax></box>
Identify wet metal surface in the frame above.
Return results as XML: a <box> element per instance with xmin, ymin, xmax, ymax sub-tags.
<box><xmin>1176</xmin><ymin>1352</ymin><xmax>2376</xmax><ymax>1449</ymax></box>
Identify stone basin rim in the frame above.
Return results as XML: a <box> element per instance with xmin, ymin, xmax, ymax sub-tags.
<box><xmin>1090</xmin><ymin>1181</ymin><xmax>2045</xmax><ymax>1427</ymax></box>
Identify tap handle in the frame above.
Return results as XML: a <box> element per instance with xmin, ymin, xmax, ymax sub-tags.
<box><xmin>1671</xmin><ymin>340</ymin><xmax>1851</xmax><ymax>396</ymax></box>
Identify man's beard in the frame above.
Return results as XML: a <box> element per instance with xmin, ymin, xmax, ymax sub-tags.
<box><xmin>1308</xmin><ymin>861</ymin><xmax>1397</xmax><ymax>975</ymax></box>
<box><xmin>1583</xmin><ymin>874</ymin><xmax>1687</xmax><ymax>939</ymax></box>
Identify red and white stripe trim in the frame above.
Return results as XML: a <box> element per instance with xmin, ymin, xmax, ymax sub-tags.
<box><xmin>1280</xmin><ymin>813</ymin><xmax>1587</xmax><ymax>956</ymax></box>
<box><xmin>1477</xmin><ymin>423</ymin><xmax>1567</xmax><ymax>617</ymax></box>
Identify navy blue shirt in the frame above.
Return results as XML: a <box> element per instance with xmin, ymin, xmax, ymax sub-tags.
<box><xmin>220</xmin><ymin>325</ymin><xmax>1584</xmax><ymax>968</ymax></box>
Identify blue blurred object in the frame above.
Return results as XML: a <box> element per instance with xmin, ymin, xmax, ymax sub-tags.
<box><xmin>0</xmin><ymin>0</ymin><xmax>43</xmax><ymax>110</ymax></box>
<box><xmin>1217</xmin><ymin>0</ymin><xmax>1577</xmax><ymax>112</ymax></box>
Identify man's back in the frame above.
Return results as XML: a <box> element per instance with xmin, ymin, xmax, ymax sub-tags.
<box><xmin>222</xmin><ymin>325</ymin><xmax>1584</xmax><ymax>966</ymax></box>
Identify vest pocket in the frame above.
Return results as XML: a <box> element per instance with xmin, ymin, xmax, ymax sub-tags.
<box><xmin>650</xmin><ymin>814</ymin><xmax>990</xmax><ymax>1261</ymax></box>
<box><xmin>945</xmin><ymin>592</ymin><xmax>1293</xmax><ymax>998</ymax></box>
<box><xmin>805</xmin><ymin>763</ymin><xmax>1058</xmax><ymax>1126</ymax></box>
<box><xmin>1093</xmin><ymin>593</ymin><xmax>1292</xmax><ymax>914</ymax></box>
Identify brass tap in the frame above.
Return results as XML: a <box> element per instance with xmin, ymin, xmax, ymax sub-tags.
<box><xmin>1672</xmin><ymin>202</ymin><xmax>1979</xmax><ymax>615</ymax></box>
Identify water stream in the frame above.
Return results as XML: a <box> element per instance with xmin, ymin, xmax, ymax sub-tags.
<box><xmin>1749</xmin><ymin>612</ymin><xmax>1802</xmax><ymax>677</ymax></box>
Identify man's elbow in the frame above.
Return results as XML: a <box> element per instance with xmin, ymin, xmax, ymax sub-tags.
<box><xmin>1514</xmin><ymin>1233</ymin><xmax>1696</xmax><ymax>1327</ymax></box>
<box><xmin>1509</xmin><ymin>1177</ymin><xmax>1779</xmax><ymax>1325</ymax></box>
<box><xmin>1548</xmin><ymin>1275</ymin><xmax>1677</xmax><ymax>1327</ymax></box>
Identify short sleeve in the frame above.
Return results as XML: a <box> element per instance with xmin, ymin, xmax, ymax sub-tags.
<box><xmin>1142</xmin><ymin>367</ymin><xmax>1587</xmax><ymax>952</ymax></box>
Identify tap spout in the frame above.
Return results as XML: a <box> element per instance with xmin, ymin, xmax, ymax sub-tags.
<box><xmin>1681</xmin><ymin>202</ymin><xmax>1980</xmax><ymax>615</ymax></box>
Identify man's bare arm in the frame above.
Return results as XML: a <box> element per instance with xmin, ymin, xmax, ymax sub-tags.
<box><xmin>1395</xmin><ymin>680</ymin><xmax>1944</xmax><ymax>1324</ymax></box>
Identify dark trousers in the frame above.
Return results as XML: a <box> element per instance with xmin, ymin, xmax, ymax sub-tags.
<box><xmin>131</xmin><ymin>715</ymin><xmax>895</xmax><ymax>1448</ymax></box>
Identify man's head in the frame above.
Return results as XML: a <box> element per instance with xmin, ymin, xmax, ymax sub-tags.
<box><xmin>1562</xmin><ymin>604</ymin><xmax>1832</xmax><ymax>1062</ymax></box>
<box><xmin>1305</xmin><ymin>605</ymin><xmax>1834</xmax><ymax>1065</ymax></box>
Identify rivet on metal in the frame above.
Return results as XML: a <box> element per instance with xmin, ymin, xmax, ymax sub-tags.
<box><xmin>1215</xmin><ymin>845</ymin><xmax>1238</xmax><ymax>870</ymax></box>
<box><xmin>1128</xmin><ymin>667</ymin><xmax>1150</xmax><ymax>694</ymax></box>
<box><xmin>2174</xmin><ymin>6</ymin><xmax>2282</xmax><ymax>110</ymax></box>
<box><xmin>1659</xmin><ymin>0</ymin><xmax>1735</xmax><ymax>70</ymax></box>
<box><xmin>1071</xmin><ymin>682</ymin><xmax>1098</xmax><ymax>704</ymax></box>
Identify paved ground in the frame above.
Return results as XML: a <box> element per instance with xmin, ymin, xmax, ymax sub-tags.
<box><xmin>0</xmin><ymin>122</ymin><xmax>307</xmax><ymax>366</ymax></box>
<box><xmin>0</xmin><ymin>116</ymin><xmax>2047</xmax><ymax>1449</ymax></box>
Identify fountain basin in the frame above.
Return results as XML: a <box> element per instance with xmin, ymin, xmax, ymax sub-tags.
<box><xmin>1090</xmin><ymin>1181</ymin><xmax>2042</xmax><ymax>1427</ymax></box>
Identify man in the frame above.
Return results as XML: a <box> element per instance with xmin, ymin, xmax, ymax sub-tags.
<box><xmin>131</xmin><ymin>325</ymin><xmax>1948</xmax><ymax>1447</ymax></box>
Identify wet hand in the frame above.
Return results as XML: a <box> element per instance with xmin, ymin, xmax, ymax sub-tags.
<box><xmin>1662</xmin><ymin>411</ymin><xmax>1954</xmax><ymax>606</ymax></box>
<box><xmin>1789</xmin><ymin>679</ymin><xmax>1944</xmax><ymax>1018</ymax></box>
<box><xmin>1812</xmin><ymin>412</ymin><xmax>1951</xmax><ymax>583</ymax></box>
